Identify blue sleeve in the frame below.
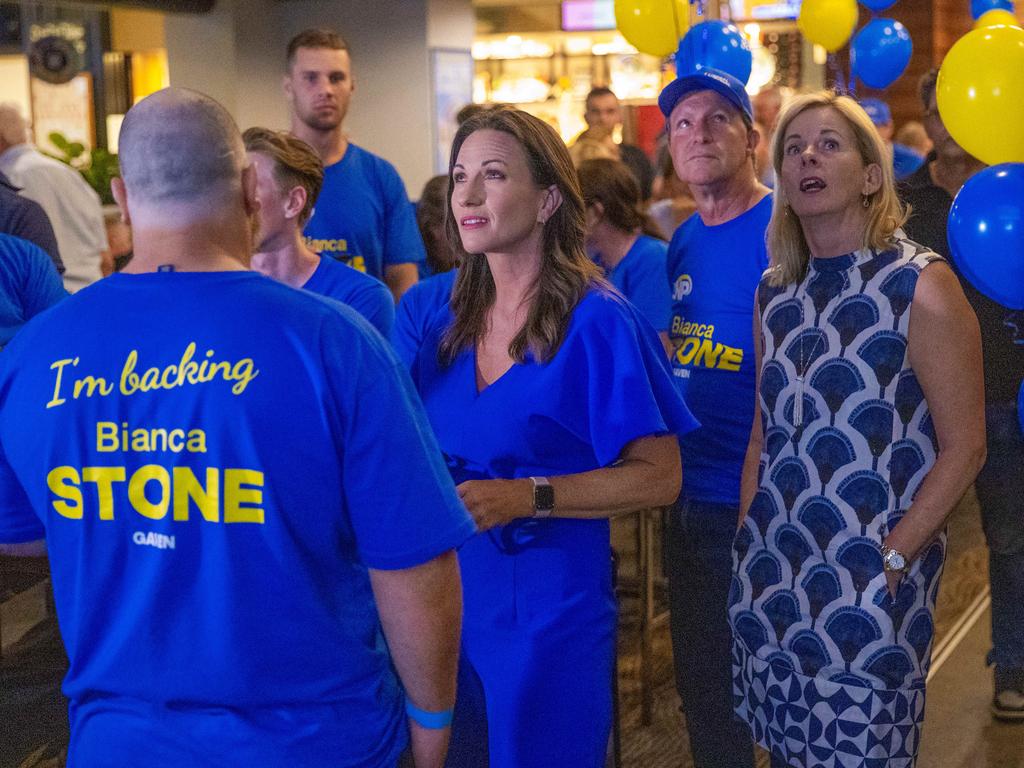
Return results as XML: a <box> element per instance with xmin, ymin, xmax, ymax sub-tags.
<box><xmin>349</xmin><ymin>279</ymin><xmax>395</xmax><ymax>337</ymax></box>
<box><xmin>391</xmin><ymin>289</ymin><xmax>423</xmax><ymax>370</ymax></box>
<box><xmin>380</xmin><ymin>162</ymin><xmax>427</xmax><ymax>268</ymax></box>
<box><xmin>325</xmin><ymin>318</ymin><xmax>473</xmax><ymax>569</ymax></box>
<box><xmin>21</xmin><ymin>240</ymin><xmax>68</xmax><ymax>318</ymax></box>
<box><xmin>624</xmin><ymin>246</ymin><xmax>671</xmax><ymax>332</ymax></box>
<box><xmin>567</xmin><ymin>294</ymin><xmax>699</xmax><ymax>467</ymax></box>
<box><xmin>9</xmin><ymin>198</ymin><xmax>64</xmax><ymax>274</ymax></box>
<box><xmin>0</xmin><ymin>357</ymin><xmax>43</xmax><ymax>543</ymax></box>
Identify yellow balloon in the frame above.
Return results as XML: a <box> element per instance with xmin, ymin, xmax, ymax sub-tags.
<box><xmin>797</xmin><ymin>0</ymin><xmax>859</xmax><ymax>53</ymax></box>
<box><xmin>937</xmin><ymin>24</ymin><xmax>1024</xmax><ymax>165</ymax></box>
<box><xmin>614</xmin><ymin>0</ymin><xmax>691</xmax><ymax>58</ymax></box>
<box><xmin>973</xmin><ymin>8</ymin><xmax>1021</xmax><ymax>28</ymax></box>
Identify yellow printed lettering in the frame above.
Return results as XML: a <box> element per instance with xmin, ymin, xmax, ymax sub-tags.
<box><xmin>694</xmin><ymin>340</ymin><xmax>722</xmax><ymax>368</ymax></box>
<box><xmin>186</xmin><ymin>429</ymin><xmax>207</xmax><ymax>453</ymax></box>
<box><xmin>47</xmin><ymin>358</ymin><xmax>75</xmax><ymax>409</ymax></box>
<box><xmin>82</xmin><ymin>466</ymin><xmax>126</xmax><ymax>520</ymax></box>
<box><xmin>131</xmin><ymin>429</ymin><xmax>151</xmax><ymax>452</ymax></box>
<box><xmin>73</xmin><ymin>375</ymin><xmax>113</xmax><ymax>399</ymax></box>
<box><xmin>223</xmin><ymin>469</ymin><xmax>265</xmax><ymax>524</ymax></box>
<box><xmin>718</xmin><ymin>347</ymin><xmax>743</xmax><ymax>372</ymax></box>
<box><xmin>172</xmin><ymin>467</ymin><xmax>219</xmax><ymax>522</ymax></box>
<box><xmin>121</xmin><ymin>350</ymin><xmax>141</xmax><ymax>394</ymax></box>
<box><xmin>96</xmin><ymin>422</ymin><xmax>119</xmax><ymax>452</ymax></box>
<box><xmin>47</xmin><ymin>466</ymin><xmax>83</xmax><ymax>519</ymax></box>
<box><xmin>675</xmin><ymin>337</ymin><xmax>701</xmax><ymax>365</ymax></box>
<box><xmin>167</xmin><ymin>430</ymin><xmax>185</xmax><ymax>453</ymax></box>
<box><xmin>128</xmin><ymin>465</ymin><xmax>170</xmax><ymax>520</ymax></box>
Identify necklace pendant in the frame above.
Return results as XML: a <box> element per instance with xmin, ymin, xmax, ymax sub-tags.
<box><xmin>794</xmin><ymin>375</ymin><xmax>804</xmax><ymax>427</ymax></box>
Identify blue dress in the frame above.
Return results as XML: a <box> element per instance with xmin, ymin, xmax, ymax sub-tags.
<box><xmin>410</xmin><ymin>286</ymin><xmax>697</xmax><ymax>768</ymax></box>
<box><xmin>729</xmin><ymin>237</ymin><xmax>946</xmax><ymax>767</ymax></box>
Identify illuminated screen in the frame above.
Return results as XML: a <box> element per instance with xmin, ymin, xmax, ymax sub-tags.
<box><xmin>728</xmin><ymin>0</ymin><xmax>801</xmax><ymax>20</ymax></box>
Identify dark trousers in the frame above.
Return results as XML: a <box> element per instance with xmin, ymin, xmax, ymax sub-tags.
<box><xmin>975</xmin><ymin>402</ymin><xmax>1024</xmax><ymax>687</ymax></box>
<box><xmin>666</xmin><ymin>499</ymin><xmax>754</xmax><ymax>768</ymax></box>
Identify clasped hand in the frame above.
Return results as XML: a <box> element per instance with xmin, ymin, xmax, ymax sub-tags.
<box><xmin>456</xmin><ymin>478</ymin><xmax>534</xmax><ymax>532</ymax></box>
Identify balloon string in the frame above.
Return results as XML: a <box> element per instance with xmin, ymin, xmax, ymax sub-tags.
<box><xmin>827</xmin><ymin>53</ymin><xmax>853</xmax><ymax>97</ymax></box>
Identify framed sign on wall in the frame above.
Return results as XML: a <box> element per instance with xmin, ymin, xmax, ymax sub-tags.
<box><xmin>430</xmin><ymin>47</ymin><xmax>474</xmax><ymax>175</ymax></box>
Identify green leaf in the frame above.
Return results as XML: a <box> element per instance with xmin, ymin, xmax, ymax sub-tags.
<box><xmin>48</xmin><ymin>132</ymin><xmax>71</xmax><ymax>153</ymax></box>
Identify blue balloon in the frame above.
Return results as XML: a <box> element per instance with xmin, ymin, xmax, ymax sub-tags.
<box><xmin>675</xmin><ymin>20</ymin><xmax>753</xmax><ymax>85</ymax></box>
<box><xmin>948</xmin><ymin>163</ymin><xmax>1024</xmax><ymax>310</ymax></box>
<box><xmin>861</xmin><ymin>0</ymin><xmax>898</xmax><ymax>9</ymax></box>
<box><xmin>1019</xmin><ymin>379</ymin><xmax>1024</xmax><ymax>436</ymax></box>
<box><xmin>851</xmin><ymin>18</ymin><xmax>913</xmax><ymax>90</ymax></box>
<box><xmin>971</xmin><ymin>0</ymin><xmax>1015</xmax><ymax>19</ymax></box>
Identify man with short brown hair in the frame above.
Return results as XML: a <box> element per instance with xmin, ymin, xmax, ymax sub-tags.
<box><xmin>284</xmin><ymin>27</ymin><xmax>424</xmax><ymax>301</ymax></box>
<box><xmin>243</xmin><ymin>126</ymin><xmax>393</xmax><ymax>335</ymax></box>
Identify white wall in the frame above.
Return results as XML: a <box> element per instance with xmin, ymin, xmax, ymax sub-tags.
<box><xmin>164</xmin><ymin>0</ymin><xmax>473</xmax><ymax>197</ymax></box>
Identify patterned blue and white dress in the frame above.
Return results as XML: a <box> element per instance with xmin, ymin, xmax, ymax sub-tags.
<box><xmin>729</xmin><ymin>236</ymin><xmax>946</xmax><ymax>767</ymax></box>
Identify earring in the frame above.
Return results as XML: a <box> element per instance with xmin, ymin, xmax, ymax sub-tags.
<box><xmin>862</xmin><ymin>195</ymin><xmax>871</xmax><ymax>209</ymax></box>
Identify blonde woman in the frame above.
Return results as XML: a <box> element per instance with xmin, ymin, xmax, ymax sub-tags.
<box><xmin>730</xmin><ymin>91</ymin><xmax>985</xmax><ymax>767</ymax></box>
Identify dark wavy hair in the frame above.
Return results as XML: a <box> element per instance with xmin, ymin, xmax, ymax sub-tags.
<box><xmin>577</xmin><ymin>158</ymin><xmax>650</xmax><ymax>233</ymax></box>
<box><xmin>440</xmin><ymin>105</ymin><xmax>604</xmax><ymax>365</ymax></box>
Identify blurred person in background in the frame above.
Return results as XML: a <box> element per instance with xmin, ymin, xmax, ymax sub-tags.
<box><xmin>578</xmin><ymin>158</ymin><xmax>671</xmax><ymax>351</ymax></box>
<box><xmin>899</xmin><ymin>68</ymin><xmax>1024</xmax><ymax>721</ymax></box>
<box><xmin>0</xmin><ymin>103</ymin><xmax>109</xmax><ymax>291</ymax></box>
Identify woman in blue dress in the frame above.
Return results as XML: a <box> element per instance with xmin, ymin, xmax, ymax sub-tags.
<box><xmin>407</xmin><ymin>105</ymin><xmax>698</xmax><ymax>767</ymax></box>
<box><xmin>577</xmin><ymin>158</ymin><xmax>672</xmax><ymax>354</ymax></box>
<box><xmin>729</xmin><ymin>92</ymin><xmax>986</xmax><ymax>767</ymax></box>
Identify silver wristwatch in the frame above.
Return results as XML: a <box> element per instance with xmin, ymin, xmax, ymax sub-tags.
<box><xmin>881</xmin><ymin>545</ymin><xmax>909</xmax><ymax>575</ymax></box>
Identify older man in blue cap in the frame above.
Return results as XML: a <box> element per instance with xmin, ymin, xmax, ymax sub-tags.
<box><xmin>660</xmin><ymin>67</ymin><xmax>770</xmax><ymax>768</ymax></box>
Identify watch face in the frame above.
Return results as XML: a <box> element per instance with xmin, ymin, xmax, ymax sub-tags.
<box><xmin>885</xmin><ymin>549</ymin><xmax>906</xmax><ymax>571</ymax></box>
<box><xmin>534</xmin><ymin>483</ymin><xmax>555</xmax><ymax>511</ymax></box>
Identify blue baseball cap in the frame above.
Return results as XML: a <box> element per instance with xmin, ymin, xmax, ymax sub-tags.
<box><xmin>859</xmin><ymin>98</ymin><xmax>892</xmax><ymax>127</ymax></box>
<box><xmin>658</xmin><ymin>67</ymin><xmax>753</xmax><ymax>122</ymax></box>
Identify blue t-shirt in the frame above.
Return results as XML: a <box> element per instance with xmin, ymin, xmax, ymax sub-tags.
<box><xmin>391</xmin><ymin>269</ymin><xmax>457</xmax><ymax>369</ymax></box>
<box><xmin>0</xmin><ymin>271</ymin><xmax>473</xmax><ymax>767</ymax></box>
<box><xmin>410</xmin><ymin>288</ymin><xmax>697</xmax><ymax>584</ymax></box>
<box><xmin>304</xmin><ymin>144</ymin><xmax>426</xmax><ymax>279</ymax></box>
<box><xmin>304</xmin><ymin>253</ymin><xmax>395</xmax><ymax>337</ymax></box>
<box><xmin>0</xmin><ymin>233</ymin><xmax>67</xmax><ymax>347</ymax></box>
<box><xmin>666</xmin><ymin>194</ymin><xmax>772</xmax><ymax>506</ymax></box>
<box><xmin>606</xmin><ymin>235</ymin><xmax>671</xmax><ymax>333</ymax></box>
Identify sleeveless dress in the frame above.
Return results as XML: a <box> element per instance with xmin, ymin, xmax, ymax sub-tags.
<box><xmin>729</xmin><ymin>236</ymin><xmax>946</xmax><ymax>767</ymax></box>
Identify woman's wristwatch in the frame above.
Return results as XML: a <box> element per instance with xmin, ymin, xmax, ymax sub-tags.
<box><xmin>530</xmin><ymin>476</ymin><xmax>554</xmax><ymax>518</ymax></box>
<box><xmin>881</xmin><ymin>545</ymin><xmax>910</xmax><ymax>575</ymax></box>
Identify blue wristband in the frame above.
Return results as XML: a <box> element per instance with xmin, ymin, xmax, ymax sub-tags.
<box><xmin>405</xmin><ymin>699</ymin><xmax>454</xmax><ymax>729</ymax></box>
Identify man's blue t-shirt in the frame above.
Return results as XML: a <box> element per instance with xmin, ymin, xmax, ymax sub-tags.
<box><xmin>666</xmin><ymin>195</ymin><xmax>771</xmax><ymax>506</ymax></box>
<box><xmin>0</xmin><ymin>233</ymin><xmax>67</xmax><ymax>347</ymax></box>
<box><xmin>304</xmin><ymin>253</ymin><xmax>395</xmax><ymax>337</ymax></box>
<box><xmin>606</xmin><ymin>235</ymin><xmax>671</xmax><ymax>333</ymax></box>
<box><xmin>391</xmin><ymin>269</ymin><xmax>457</xmax><ymax>369</ymax></box>
<box><xmin>0</xmin><ymin>271</ymin><xmax>473</xmax><ymax>767</ymax></box>
<box><xmin>304</xmin><ymin>144</ymin><xmax>426</xmax><ymax>280</ymax></box>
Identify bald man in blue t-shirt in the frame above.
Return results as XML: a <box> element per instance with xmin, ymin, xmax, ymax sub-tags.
<box><xmin>0</xmin><ymin>88</ymin><xmax>470</xmax><ymax>768</ymax></box>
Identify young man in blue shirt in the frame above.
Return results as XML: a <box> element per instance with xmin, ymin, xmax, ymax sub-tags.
<box><xmin>244</xmin><ymin>126</ymin><xmax>394</xmax><ymax>337</ymax></box>
<box><xmin>284</xmin><ymin>28</ymin><xmax>424</xmax><ymax>302</ymax></box>
<box><xmin>660</xmin><ymin>68</ymin><xmax>772</xmax><ymax>768</ymax></box>
<box><xmin>0</xmin><ymin>88</ymin><xmax>472</xmax><ymax>768</ymax></box>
